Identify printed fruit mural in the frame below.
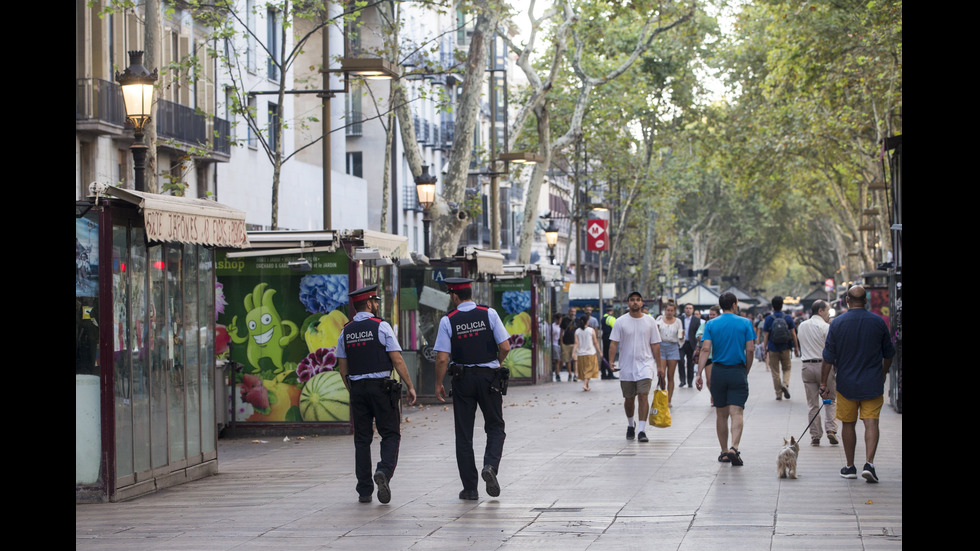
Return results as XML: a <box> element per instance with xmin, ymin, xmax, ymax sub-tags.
<box><xmin>299</xmin><ymin>371</ymin><xmax>350</xmax><ymax>422</ymax></box>
<box><xmin>499</xmin><ymin>290</ymin><xmax>533</xmax><ymax>378</ymax></box>
<box><xmin>218</xmin><ymin>251</ymin><xmax>351</xmax><ymax>423</ymax></box>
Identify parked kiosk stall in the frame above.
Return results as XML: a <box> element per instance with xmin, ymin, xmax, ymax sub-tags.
<box><xmin>75</xmin><ymin>188</ymin><xmax>249</xmax><ymax>502</ymax></box>
<box><xmin>216</xmin><ymin>230</ymin><xmax>408</xmax><ymax>437</ymax></box>
<box><xmin>494</xmin><ymin>264</ymin><xmax>558</xmax><ymax>385</ymax></box>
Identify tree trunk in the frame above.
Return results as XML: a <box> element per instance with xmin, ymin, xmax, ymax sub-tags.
<box><xmin>380</xmin><ymin>110</ymin><xmax>394</xmax><ymax>232</ymax></box>
<box><xmin>144</xmin><ymin>0</ymin><xmax>161</xmax><ymax>193</ymax></box>
<box><xmin>430</xmin><ymin>7</ymin><xmax>499</xmax><ymax>258</ymax></box>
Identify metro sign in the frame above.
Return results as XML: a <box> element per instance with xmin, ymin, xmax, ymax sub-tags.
<box><xmin>586</xmin><ymin>219</ymin><xmax>609</xmax><ymax>251</ymax></box>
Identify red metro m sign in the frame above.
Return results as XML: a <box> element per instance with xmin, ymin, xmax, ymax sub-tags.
<box><xmin>586</xmin><ymin>219</ymin><xmax>609</xmax><ymax>251</ymax></box>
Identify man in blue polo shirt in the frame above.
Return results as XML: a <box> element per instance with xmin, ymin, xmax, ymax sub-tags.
<box><xmin>821</xmin><ymin>285</ymin><xmax>895</xmax><ymax>483</ymax></box>
<box><xmin>696</xmin><ymin>292</ymin><xmax>756</xmax><ymax>466</ymax></box>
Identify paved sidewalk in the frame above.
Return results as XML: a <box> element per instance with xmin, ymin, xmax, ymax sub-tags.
<box><xmin>76</xmin><ymin>357</ymin><xmax>902</xmax><ymax>550</ymax></box>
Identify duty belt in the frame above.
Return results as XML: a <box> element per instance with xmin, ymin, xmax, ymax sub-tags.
<box><xmin>452</xmin><ymin>364</ymin><xmax>497</xmax><ymax>371</ymax></box>
<box><xmin>349</xmin><ymin>375</ymin><xmax>390</xmax><ymax>384</ymax></box>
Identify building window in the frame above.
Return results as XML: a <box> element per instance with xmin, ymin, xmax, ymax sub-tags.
<box><xmin>247</xmin><ymin>96</ymin><xmax>257</xmax><ymax>149</ymax></box>
<box><xmin>267</xmin><ymin>7</ymin><xmax>280</xmax><ymax>80</ymax></box>
<box><xmin>268</xmin><ymin>102</ymin><xmax>280</xmax><ymax>152</ymax></box>
<box><xmin>346</xmin><ymin>152</ymin><xmax>363</xmax><ymax>178</ymax></box>
<box><xmin>116</xmin><ymin>149</ymin><xmax>129</xmax><ymax>188</ymax></box>
<box><xmin>246</xmin><ymin>0</ymin><xmax>256</xmax><ymax>72</ymax></box>
<box><xmin>224</xmin><ymin>87</ymin><xmax>236</xmax><ymax>142</ymax></box>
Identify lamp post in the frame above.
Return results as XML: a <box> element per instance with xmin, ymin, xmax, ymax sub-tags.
<box><xmin>415</xmin><ymin>165</ymin><xmax>437</xmax><ymax>257</ymax></box>
<box><xmin>544</xmin><ymin>218</ymin><xmax>559</xmax><ymax>264</ymax></box>
<box><xmin>115</xmin><ymin>50</ymin><xmax>158</xmax><ymax>192</ymax></box>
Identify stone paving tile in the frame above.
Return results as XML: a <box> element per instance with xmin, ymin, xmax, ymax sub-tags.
<box><xmin>77</xmin><ymin>358</ymin><xmax>901</xmax><ymax>549</ymax></box>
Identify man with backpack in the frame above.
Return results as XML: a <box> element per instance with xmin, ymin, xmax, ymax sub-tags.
<box><xmin>762</xmin><ymin>296</ymin><xmax>800</xmax><ymax>401</ymax></box>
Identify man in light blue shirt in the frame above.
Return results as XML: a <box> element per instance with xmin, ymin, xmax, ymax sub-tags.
<box><xmin>433</xmin><ymin>278</ymin><xmax>511</xmax><ymax>500</ymax></box>
<box><xmin>697</xmin><ymin>292</ymin><xmax>755</xmax><ymax>466</ymax></box>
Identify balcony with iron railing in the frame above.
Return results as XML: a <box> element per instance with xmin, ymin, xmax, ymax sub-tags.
<box><xmin>77</xmin><ymin>78</ymin><xmax>230</xmax><ymax>157</ymax></box>
<box><xmin>76</xmin><ymin>78</ymin><xmax>126</xmax><ymax>131</ymax></box>
<box><xmin>403</xmin><ymin>183</ymin><xmax>423</xmax><ymax>212</ymax></box>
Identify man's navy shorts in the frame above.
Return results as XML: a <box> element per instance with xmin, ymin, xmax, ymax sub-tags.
<box><xmin>710</xmin><ymin>364</ymin><xmax>749</xmax><ymax>408</ymax></box>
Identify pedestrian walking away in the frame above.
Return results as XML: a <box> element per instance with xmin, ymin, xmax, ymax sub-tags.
<box><xmin>600</xmin><ymin>306</ymin><xmax>618</xmax><ymax>379</ymax></box>
<box><xmin>574</xmin><ymin>314</ymin><xmax>601</xmax><ymax>391</ymax></box>
<box><xmin>696</xmin><ymin>292</ymin><xmax>756</xmax><ymax>466</ymax></box>
<box><xmin>434</xmin><ymin>278</ymin><xmax>511</xmax><ymax>500</ymax></box>
<box><xmin>679</xmin><ymin>303</ymin><xmax>701</xmax><ymax>388</ymax></box>
<box><xmin>820</xmin><ymin>285</ymin><xmax>895</xmax><ymax>483</ymax></box>
<box><xmin>763</xmin><ymin>296</ymin><xmax>800</xmax><ymax>400</ymax></box>
<box><xmin>607</xmin><ymin>291</ymin><xmax>665</xmax><ymax>444</ymax></box>
<box><xmin>336</xmin><ymin>284</ymin><xmax>417</xmax><ymax>504</ymax></box>
<box><xmin>560</xmin><ymin>312</ymin><xmax>577</xmax><ymax>382</ymax></box>
<box><xmin>797</xmin><ymin>299</ymin><xmax>837</xmax><ymax>446</ymax></box>
<box><xmin>551</xmin><ymin>313</ymin><xmax>563</xmax><ymax>382</ymax></box>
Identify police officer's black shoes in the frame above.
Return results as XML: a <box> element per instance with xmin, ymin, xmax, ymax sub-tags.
<box><xmin>482</xmin><ymin>465</ymin><xmax>500</xmax><ymax>497</ymax></box>
<box><xmin>374</xmin><ymin>471</ymin><xmax>391</xmax><ymax>504</ymax></box>
<box><xmin>358</xmin><ymin>495</ymin><xmax>372</xmax><ymax>503</ymax></box>
<box><xmin>459</xmin><ymin>489</ymin><xmax>479</xmax><ymax>500</ymax></box>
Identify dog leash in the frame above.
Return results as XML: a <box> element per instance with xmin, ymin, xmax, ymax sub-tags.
<box><xmin>799</xmin><ymin>399</ymin><xmax>832</xmax><ymax>441</ymax></box>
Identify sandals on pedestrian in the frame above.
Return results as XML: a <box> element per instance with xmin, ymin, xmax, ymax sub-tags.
<box><xmin>718</xmin><ymin>452</ymin><xmax>731</xmax><ymax>463</ymax></box>
<box><xmin>727</xmin><ymin>448</ymin><xmax>743</xmax><ymax>466</ymax></box>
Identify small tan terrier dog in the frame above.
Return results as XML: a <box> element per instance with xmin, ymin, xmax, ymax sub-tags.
<box><xmin>777</xmin><ymin>436</ymin><xmax>800</xmax><ymax>479</ymax></box>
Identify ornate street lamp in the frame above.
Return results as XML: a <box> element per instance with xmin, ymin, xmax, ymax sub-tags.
<box><xmin>115</xmin><ymin>51</ymin><xmax>158</xmax><ymax>192</ymax></box>
<box><xmin>415</xmin><ymin>165</ymin><xmax>437</xmax><ymax>257</ymax></box>
<box><xmin>545</xmin><ymin>218</ymin><xmax>559</xmax><ymax>264</ymax></box>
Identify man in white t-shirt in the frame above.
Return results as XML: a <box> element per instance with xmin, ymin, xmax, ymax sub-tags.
<box><xmin>608</xmin><ymin>291</ymin><xmax>665</xmax><ymax>443</ymax></box>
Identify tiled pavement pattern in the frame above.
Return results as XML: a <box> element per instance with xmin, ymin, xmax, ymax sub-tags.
<box><xmin>77</xmin><ymin>357</ymin><xmax>901</xmax><ymax>550</ymax></box>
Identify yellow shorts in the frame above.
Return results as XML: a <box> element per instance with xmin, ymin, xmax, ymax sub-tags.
<box><xmin>836</xmin><ymin>393</ymin><xmax>883</xmax><ymax>422</ymax></box>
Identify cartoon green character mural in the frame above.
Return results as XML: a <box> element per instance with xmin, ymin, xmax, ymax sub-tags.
<box><xmin>227</xmin><ymin>282</ymin><xmax>299</xmax><ymax>370</ymax></box>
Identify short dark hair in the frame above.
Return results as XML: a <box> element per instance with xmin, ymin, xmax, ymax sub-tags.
<box><xmin>709</xmin><ymin>304</ymin><xmax>721</xmax><ymax>314</ymax></box>
<box><xmin>451</xmin><ymin>288</ymin><xmax>472</xmax><ymax>301</ymax></box>
<box><xmin>771</xmin><ymin>296</ymin><xmax>784</xmax><ymax>311</ymax></box>
<box><xmin>810</xmin><ymin>300</ymin><xmax>827</xmax><ymax>316</ymax></box>
<box><xmin>720</xmin><ymin>292</ymin><xmax>738</xmax><ymax>311</ymax></box>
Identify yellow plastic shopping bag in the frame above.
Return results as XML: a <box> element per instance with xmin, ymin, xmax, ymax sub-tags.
<box><xmin>649</xmin><ymin>386</ymin><xmax>671</xmax><ymax>428</ymax></box>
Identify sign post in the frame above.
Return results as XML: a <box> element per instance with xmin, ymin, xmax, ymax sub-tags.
<box><xmin>587</xmin><ymin>213</ymin><xmax>610</xmax><ymax>341</ymax></box>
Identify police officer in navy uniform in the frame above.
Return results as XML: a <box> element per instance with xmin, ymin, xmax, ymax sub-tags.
<box><xmin>336</xmin><ymin>284</ymin><xmax>416</xmax><ymax>504</ymax></box>
<box><xmin>434</xmin><ymin>278</ymin><xmax>511</xmax><ymax>500</ymax></box>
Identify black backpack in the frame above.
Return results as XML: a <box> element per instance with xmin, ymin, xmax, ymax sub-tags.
<box><xmin>770</xmin><ymin>314</ymin><xmax>791</xmax><ymax>345</ymax></box>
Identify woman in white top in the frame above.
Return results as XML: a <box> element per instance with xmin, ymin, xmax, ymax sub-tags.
<box><xmin>574</xmin><ymin>315</ymin><xmax>601</xmax><ymax>391</ymax></box>
<box><xmin>656</xmin><ymin>302</ymin><xmax>684</xmax><ymax>406</ymax></box>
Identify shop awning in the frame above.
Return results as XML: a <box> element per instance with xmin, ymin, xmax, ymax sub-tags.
<box><xmin>458</xmin><ymin>247</ymin><xmax>505</xmax><ymax>276</ymax></box>
<box><xmin>107</xmin><ymin>188</ymin><xmax>250</xmax><ymax>248</ymax></box>
<box><xmin>568</xmin><ymin>283</ymin><xmax>617</xmax><ymax>300</ymax></box>
<box><xmin>347</xmin><ymin>229</ymin><xmax>410</xmax><ymax>260</ymax></box>
<box><xmin>675</xmin><ymin>282</ymin><xmax>720</xmax><ymax>309</ymax></box>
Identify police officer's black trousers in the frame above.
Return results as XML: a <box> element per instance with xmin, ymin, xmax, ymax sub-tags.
<box><xmin>350</xmin><ymin>380</ymin><xmax>400</xmax><ymax>498</ymax></box>
<box><xmin>452</xmin><ymin>368</ymin><xmax>505</xmax><ymax>492</ymax></box>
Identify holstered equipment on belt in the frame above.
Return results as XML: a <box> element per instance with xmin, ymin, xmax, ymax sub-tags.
<box><xmin>383</xmin><ymin>377</ymin><xmax>403</xmax><ymax>408</ymax></box>
<box><xmin>490</xmin><ymin>367</ymin><xmax>509</xmax><ymax>395</ymax></box>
